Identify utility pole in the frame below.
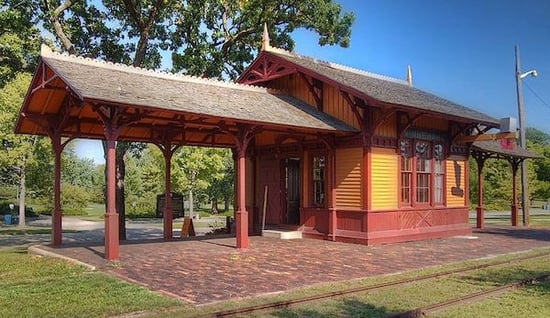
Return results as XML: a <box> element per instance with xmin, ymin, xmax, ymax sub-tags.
<box><xmin>515</xmin><ymin>45</ymin><xmax>537</xmax><ymax>226</ymax></box>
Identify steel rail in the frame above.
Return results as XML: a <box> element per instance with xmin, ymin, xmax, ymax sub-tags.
<box><xmin>387</xmin><ymin>274</ymin><xmax>550</xmax><ymax>318</ymax></box>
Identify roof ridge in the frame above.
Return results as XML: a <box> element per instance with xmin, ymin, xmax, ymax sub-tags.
<box><xmin>265</xmin><ymin>45</ymin><xmax>409</xmax><ymax>85</ymax></box>
<box><xmin>40</xmin><ymin>44</ymin><xmax>267</xmax><ymax>93</ymax></box>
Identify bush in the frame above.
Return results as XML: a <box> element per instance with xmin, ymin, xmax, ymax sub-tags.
<box><xmin>126</xmin><ymin>194</ymin><xmax>156</xmax><ymax>219</ymax></box>
<box><xmin>39</xmin><ymin>185</ymin><xmax>91</xmax><ymax>216</ymax></box>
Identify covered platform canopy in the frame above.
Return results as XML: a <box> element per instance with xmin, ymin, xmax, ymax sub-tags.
<box><xmin>16</xmin><ymin>45</ymin><xmax>357</xmax><ymax>260</ymax></box>
<box><xmin>471</xmin><ymin>139</ymin><xmax>542</xmax><ymax>228</ymax></box>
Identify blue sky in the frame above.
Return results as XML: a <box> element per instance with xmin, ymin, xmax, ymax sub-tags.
<box><xmin>75</xmin><ymin>0</ymin><xmax>550</xmax><ymax>163</ymax></box>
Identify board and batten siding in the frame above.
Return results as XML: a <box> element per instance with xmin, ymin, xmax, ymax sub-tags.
<box><xmin>370</xmin><ymin>149</ymin><xmax>398</xmax><ymax>210</ymax></box>
<box><xmin>446</xmin><ymin>160</ymin><xmax>466</xmax><ymax>207</ymax></box>
<box><xmin>335</xmin><ymin>147</ymin><xmax>362</xmax><ymax>209</ymax></box>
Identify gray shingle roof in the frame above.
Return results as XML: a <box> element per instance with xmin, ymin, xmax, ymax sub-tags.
<box><xmin>472</xmin><ymin>140</ymin><xmax>542</xmax><ymax>159</ymax></box>
<box><xmin>265</xmin><ymin>49</ymin><xmax>499</xmax><ymax>125</ymax></box>
<box><xmin>40</xmin><ymin>48</ymin><xmax>357</xmax><ymax>133</ymax></box>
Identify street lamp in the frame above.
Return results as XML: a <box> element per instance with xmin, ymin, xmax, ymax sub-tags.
<box><xmin>515</xmin><ymin>45</ymin><xmax>537</xmax><ymax>226</ymax></box>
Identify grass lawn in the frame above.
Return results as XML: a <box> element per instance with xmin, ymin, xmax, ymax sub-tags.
<box><xmin>470</xmin><ymin>213</ymin><xmax>550</xmax><ymax>226</ymax></box>
<box><xmin>0</xmin><ymin>249</ymin><xmax>181</xmax><ymax>318</ymax></box>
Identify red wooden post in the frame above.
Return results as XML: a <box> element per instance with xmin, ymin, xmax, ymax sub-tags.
<box><xmin>236</xmin><ymin>148</ymin><xmax>249</xmax><ymax>249</ymax></box>
<box><xmin>475</xmin><ymin>156</ymin><xmax>485</xmax><ymax>229</ymax></box>
<box><xmin>163</xmin><ymin>148</ymin><xmax>174</xmax><ymax>240</ymax></box>
<box><xmin>104</xmin><ymin>137</ymin><xmax>119</xmax><ymax>260</ymax></box>
<box><xmin>52</xmin><ymin>136</ymin><xmax>63</xmax><ymax>246</ymax></box>
<box><xmin>328</xmin><ymin>149</ymin><xmax>337</xmax><ymax>241</ymax></box>
<box><xmin>511</xmin><ymin>161</ymin><xmax>519</xmax><ymax>226</ymax></box>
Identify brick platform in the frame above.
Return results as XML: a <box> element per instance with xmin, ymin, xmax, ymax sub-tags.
<box><xmin>37</xmin><ymin>226</ymin><xmax>550</xmax><ymax>304</ymax></box>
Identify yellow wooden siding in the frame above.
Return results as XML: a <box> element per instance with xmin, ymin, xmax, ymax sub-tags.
<box><xmin>446</xmin><ymin>160</ymin><xmax>466</xmax><ymax>207</ymax></box>
<box><xmin>335</xmin><ymin>147</ymin><xmax>362</xmax><ymax>208</ymax></box>
<box><xmin>370</xmin><ymin>149</ymin><xmax>398</xmax><ymax>210</ymax></box>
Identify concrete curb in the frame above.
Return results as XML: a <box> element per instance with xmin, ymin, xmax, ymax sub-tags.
<box><xmin>27</xmin><ymin>245</ymin><xmax>97</xmax><ymax>271</ymax></box>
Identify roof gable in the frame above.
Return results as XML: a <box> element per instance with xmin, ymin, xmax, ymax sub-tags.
<box><xmin>239</xmin><ymin>48</ymin><xmax>499</xmax><ymax>126</ymax></box>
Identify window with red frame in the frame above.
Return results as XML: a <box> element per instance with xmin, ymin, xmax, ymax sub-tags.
<box><xmin>312</xmin><ymin>155</ymin><xmax>326</xmax><ymax>206</ymax></box>
<box><xmin>399</xmin><ymin>139</ymin><xmax>446</xmax><ymax>206</ymax></box>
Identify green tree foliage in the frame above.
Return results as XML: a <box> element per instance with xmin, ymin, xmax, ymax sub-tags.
<box><xmin>0</xmin><ymin>2</ymin><xmax>41</xmax><ymax>86</ymax></box>
<box><xmin>171</xmin><ymin>0</ymin><xmax>355</xmax><ymax>78</ymax></box>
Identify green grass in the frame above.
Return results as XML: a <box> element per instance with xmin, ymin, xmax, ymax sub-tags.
<box><xmin>0</xmin><ymin>250</ymin><xmax>181</xmax><ymax>318</ymax></box>
<box><xmin>470</xmin><ymin>214</ymin><xmax>550</xmax><ymax>226</ymax></box>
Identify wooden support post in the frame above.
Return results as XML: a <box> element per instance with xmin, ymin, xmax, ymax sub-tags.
<box><xmin>511</xmin><ymin>160</ymin><xmax>520</xmax><ymax>226</ymax></box>
<box><xmin>104</xmin><ymin>137</ymin><xmax>119</xmax><ymax>260</ymax></box>
<box><xmin>328</xmin><ymin>149</ymin><xmax>337</xmax><ymax>241</ymax></box>
<box><xmin>475</xmin><ymin>156</ymin><xmax>486</xmax><ymax>229</ymax></box>
<box><xmin>236</xmin><ymin>147</ymin><xmax>248</xmax><ymax>248</ymax></box>
<box><xmin>156</xmin><ymin>143</ymin><xmax>180</xmax><ymax>240</ymax></box>
<box><xmin>51</xmin><ymin>135</ymin><xmax>63</xmax><ymax>246</ymax></box>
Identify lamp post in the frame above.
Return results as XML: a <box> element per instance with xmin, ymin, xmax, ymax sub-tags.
<box><xmin>515</xmin><ymin>45</ymin><xmax>537</xmax><ymax>226</ymax></box>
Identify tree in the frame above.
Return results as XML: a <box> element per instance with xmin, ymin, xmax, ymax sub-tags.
<box><xmin>0</xmin><ymin>2</ymin><xmax>41</xmax><ymax>87</ymax></box>
<box><xmin>172</xmin><ymin>147</ymin><xmax>227</xmax><ymax>217</ymax></box>
<box><xmin>171</xmin><ymin>0</ymin><xmax>354</xmax><ymax>78</ymax></box>
<box><xmin>0</xmin><ymin>73</ymin><xmax>48</xmax><ymax>225</ymax></box>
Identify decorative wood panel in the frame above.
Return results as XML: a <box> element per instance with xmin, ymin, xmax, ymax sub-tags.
<box><xmin>335</xmin><ymin>147</ymin><xmax>362</xmax><ymax>208</ymax></box>
<box><xmin>323</xmin><ymin>84</ymin><xmax>360</xmax><ymax>129</ymax></box>
<box><xmin>370</xmin><ymin>148</ymin><xmax>398</xmax><ymax>210</ymax></box>
<box><xmin>374</xmin><ymin>112</ymin><xmax>397</xmax><ymax>137</ymax></box>
<box><xmin>415</xmin><ymin>116</ymin><xmax>448</xmax><ymax>131</ymax></box>
<box><xmin>446</xmin><ymin>160</ymin><xmax>466</xmax><ymax>207</ymax></box>
<box><xmin>367</xmin><ymin>207</ymin><xmax>469</xmax><ymax>232</ymax></box>
<box><xmin>336</xmin><ymin>210</ymin><xmax>365</xmax><ymax>231</ymax></box>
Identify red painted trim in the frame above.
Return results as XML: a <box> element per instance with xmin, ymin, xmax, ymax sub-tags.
<box><xmin>104</xmin><ymin>137</ymin><xmax>119</xmax><ymax>260</ymax></box>
<box><xmin>52</xmin><ymin>136</ymin><xmax>63</xmax><ymax>246</ymax></box>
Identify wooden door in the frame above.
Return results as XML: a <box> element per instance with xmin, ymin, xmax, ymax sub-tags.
<box><xmin>285</xmin><ymin>158</ymin><xmax>301</xmax><ymax>225</ymax></box>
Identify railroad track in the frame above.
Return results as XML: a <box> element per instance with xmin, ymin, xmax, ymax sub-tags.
<box><xmin>195</xmin><ymin>249</ymin><xmax>550</xmax><ymax>318</ymax></box>
<box><xmin>387</xmin><ymin>274</ymin><xmax>550</xmax><ymax>318</ymax></box>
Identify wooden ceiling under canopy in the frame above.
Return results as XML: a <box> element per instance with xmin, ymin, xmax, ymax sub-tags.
<box><xmin>15</xmin><ymin>45</ymin><xmax>357</xmax><ymax>147</ymax></box>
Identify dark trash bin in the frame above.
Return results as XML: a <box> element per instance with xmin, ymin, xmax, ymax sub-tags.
<box><xmin>4</xmin><ymin>214</ymin><xmax>12</xmax><ymax>225</ymax></box>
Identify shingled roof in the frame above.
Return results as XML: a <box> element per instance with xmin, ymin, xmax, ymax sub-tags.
<box><xmin>472</xmin><ymin>140</ymin><xmax>542</xmax><ymax>159</ymax></box>
<box><xmin>22</xmin><ymin>46</ymin><xmax>357</xmax><ymax>134</ymax></box>
<box><xmin>257</xmin><ymin>48</ymin><xmax>499</xmax><ymax>126</ymax></box>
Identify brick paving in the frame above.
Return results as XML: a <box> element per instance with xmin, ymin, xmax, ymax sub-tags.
<box><xmin>37</xmin><ymin>226</ymin><xmax>550</xmax><ymax>305</ymax></box>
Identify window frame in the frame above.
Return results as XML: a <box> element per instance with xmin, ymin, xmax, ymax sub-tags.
<box><xmin>398</xmin><ymin>139</ymin><xmax>447</xmax><ymax>208</ymax></box>
<box><xmin>310</xmin><ymin>152</ymin><xmax>327</xmax><ymax>207</ymax></box>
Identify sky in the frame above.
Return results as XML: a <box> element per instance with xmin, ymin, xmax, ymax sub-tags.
<box><xmin>75</xmin><ymin>0</ymin><xmax>550</xmax><ymax>164</ymax></box>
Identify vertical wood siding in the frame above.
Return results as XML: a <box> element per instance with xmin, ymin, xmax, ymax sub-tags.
<box><xmin>269</xmin><ymin>75</ymin><xmax>360</xmax><ymax>129</ymax></box>
<box><xmin>415</xmin><ymin>116</ymin><xmax>448</xmax><ymax>131</ymax></box>
<box><xmin>335</xmin><ymin>147</ymin><xmax>363</xmax><ymax>208</ymax></box>
<box><xmin>446</xmin><ymin>160</ymin><xmax>466</xmax><ymax>207</ymax></box>
<box><xmin>373</xmin><ymin>112</ymin><xmax>397</xmax><ymax>137</ymax></box>
<box><xmin>370</xmin><ymin>149</ymin><xmax>398</xmax><ymax>210</ymax></box>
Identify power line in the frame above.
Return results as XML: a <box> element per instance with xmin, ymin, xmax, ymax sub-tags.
<box><xmin>524</xmin><ymin>81</ymin><xmax>550</xmax><ymax>111</ymax></box>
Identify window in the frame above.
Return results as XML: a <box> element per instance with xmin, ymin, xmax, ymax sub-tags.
<box><xmin>401</xmin><ymin>156</ymin><xmax>412</xmax><ymax>204</ymax></box>
<box><xmin>312</xmin><ymin>155</ymin><xmax>326</xmax><ymax>205</ymax></box>
<box><xmin>399</xmin><ymin>140</ymin><xmax>446</xmax><ymax>206</ymax></box>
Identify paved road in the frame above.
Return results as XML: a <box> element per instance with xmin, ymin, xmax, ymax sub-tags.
<box><xmin>0</xmin><ymin>215</ymin><xmax>226</xmax><ymax>249</ymax></box>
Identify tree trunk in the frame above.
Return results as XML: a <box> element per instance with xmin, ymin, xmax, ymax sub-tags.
<box><xmin>17</xmin><ymin>164</ymin><xmax>26</xmax><ymax>227</ymax></box>
<box><xmin>224</xmin><ymin>194</ymin><xmax>230</xmax><ymax>211</ymax></box>
<box><xmin>189</xmin><ymin>189</ymin><xmax>194</xmax><ymax>219</ymax></box>
<box><xmin>116</xmin><ymin>149</ymin><xmax>126</xmax><ymax>240</ymax></box>
<box><xmin>211</xmin><ymin>198</ymin><xmax>218</xmax><ymax>214</ymax></box>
